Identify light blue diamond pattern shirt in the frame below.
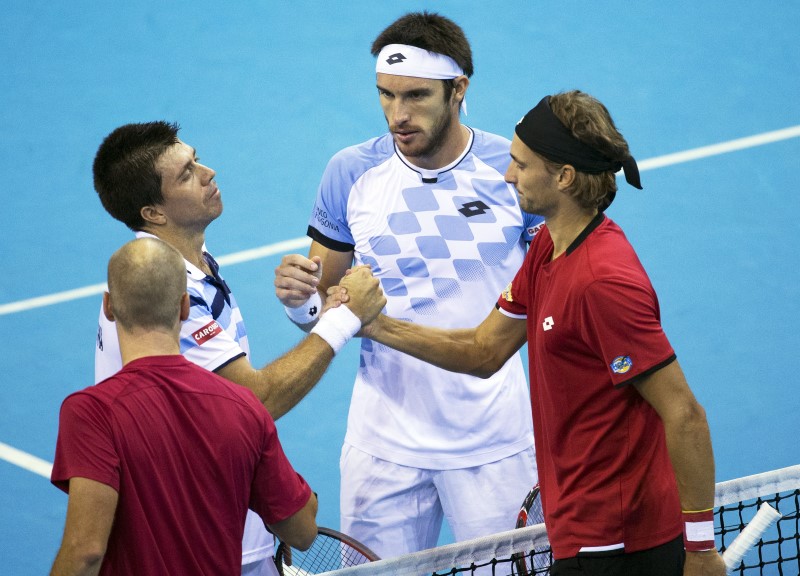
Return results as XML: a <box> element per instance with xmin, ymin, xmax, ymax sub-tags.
<box><xmin>308</xmin><ymin>128</ymin><xmax>544</xmax><ymax>469</ymax></box>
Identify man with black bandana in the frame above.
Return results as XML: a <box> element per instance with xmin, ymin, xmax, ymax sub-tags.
<box><xmin>358</xmin><ymin>91</ymin><xmax>726</xmax><ymax>575</ymax></box>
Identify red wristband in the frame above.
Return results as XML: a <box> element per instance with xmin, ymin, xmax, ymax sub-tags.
<box><xmin>682</xmin><ymin>509</ymin><xmax>715</xmax><ymax>552</ymax></box>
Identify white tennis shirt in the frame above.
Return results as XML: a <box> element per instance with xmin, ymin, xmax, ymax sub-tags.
<box><xmin>308</xmin><ymin>128</ymin><xmax>543</xmax><ymax>469</ymax></box>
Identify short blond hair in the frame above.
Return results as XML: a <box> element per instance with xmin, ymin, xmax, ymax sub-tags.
<box><xmin>107</xmin><ymin>238</ymin><xmax>186</xmax><ymax>331</ymax></box>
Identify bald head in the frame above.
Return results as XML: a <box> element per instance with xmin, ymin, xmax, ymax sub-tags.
<box><xmin>106</xmin><ymin>237</ymin><xmax>187</xmax><ymax>331</ymax></box>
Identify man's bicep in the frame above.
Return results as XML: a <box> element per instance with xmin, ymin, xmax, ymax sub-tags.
<box><xmin>309</xmin><ymin>241</ymin><xmax>354</xmax><ymax>294</ymax></box>
<box><xmin>268</xmin><ymin>493</ymin><xmax>318</xmax><ymax>550</ymax></box>
<box><xmin>633</xmin><ymin>360</ymin><xmax>699</xmax><ymax>423</ymax></box>
<box><xmin>215</xmin><ymin>355</ymin><xmax>258</xmax><ymax>389</ymax></box>
<box><xmin>475</xmin><ymin>308</ymin><xmax>528</xmax><ymax>372</ymax></box>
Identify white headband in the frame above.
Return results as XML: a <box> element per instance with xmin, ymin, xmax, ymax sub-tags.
<box><xmin>376</xmin><ymin>44</ymin><xmax>468</xmax><ymax>114</ymax></box>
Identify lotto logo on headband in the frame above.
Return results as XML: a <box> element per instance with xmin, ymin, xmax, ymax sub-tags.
<box><xmin>385</xmin><ymin>53</ymin><xmax>406</xmax><ymax>65</ymax></box>
<box><xmin>376</xmin><ymin>43</ymin><xmax>469</xmax><ymax>115</ymax></box>
<box><xmin>193</xmin><ymin>320</ymin><xmax>223</xmax><ymax>345</ymax></box>
<box><xmin>376</xmin><ymin>43</ymin><xmax>464</xmax><ymax>79</ymax></box>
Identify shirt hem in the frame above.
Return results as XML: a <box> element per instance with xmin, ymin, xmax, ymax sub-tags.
<box><xmin>552</xmin><ymin>528</ymin><xmax>682</xmax><ymax>559</ymax></box>
<box><xmin>343</xmin><ymin>435</ymin><xmax>534</xmax><ymax>470</ymax></box>
<box><xmin>242</xmin><ymin>545</ymin><xmax>273</xmax><ymax>564</ymax></box>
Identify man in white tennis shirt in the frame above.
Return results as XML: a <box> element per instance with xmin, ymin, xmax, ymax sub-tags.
<box><xmin>92</xmin><ymin>121</ymin><xmax>385</xmax><ymax>575</ymax></box>
<box><xmin>275</xmin><ymin>12</ymin><xmax>542</xmax><ymax>558</ymax></box>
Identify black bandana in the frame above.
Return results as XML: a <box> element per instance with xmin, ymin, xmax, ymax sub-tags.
<box><xmin>515</xmin><ymin>96</ymin><xmax>642</xmax><ymax>190</ymax></box>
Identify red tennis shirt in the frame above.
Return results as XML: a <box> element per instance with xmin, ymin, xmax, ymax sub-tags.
<box><xmin>497</xmin><ymin>214</ymin><xmax>682</xmax><ymax>559</ymax></box>
<box><xmin>52</xmin><ymin>355</ymin><xmax>312</xmax><ymax>575</ymax></box>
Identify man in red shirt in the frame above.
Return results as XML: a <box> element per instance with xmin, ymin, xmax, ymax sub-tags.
<box><xmin>359</xmin><ymin>91</ymin><xmax>726</xmax><ymax>575</ymax></box>
<box><xmin>50</xmin><ymin>238</ymin><xmax>318</xmax><ymax>576</ymax></box>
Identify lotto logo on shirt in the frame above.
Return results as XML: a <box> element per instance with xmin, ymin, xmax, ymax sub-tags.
<box><xmin>193</xmin><ymin>320</ymin><xmax>223</xmax><ymax>345</ymax></box>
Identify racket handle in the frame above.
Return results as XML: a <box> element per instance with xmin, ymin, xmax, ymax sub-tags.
<box><xmin>722</xmin><ymin>503</ymin><xmax>782</xmax><ymax>573</ymax></box>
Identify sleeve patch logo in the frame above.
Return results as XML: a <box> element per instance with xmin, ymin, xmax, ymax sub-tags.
<box><xmin>501</xmin><ymin>282</ymin><xmax>514</xmax><ymax>303</ymax></box>
<box><xmin>193</xmin><ymin>320</ymin><xmax>223</xmax><ymax>345</ymax></box>
<box><xmin>610</xmin><ymin>355</ymin><xmax>633</xmax><ymax>374</ymax></box>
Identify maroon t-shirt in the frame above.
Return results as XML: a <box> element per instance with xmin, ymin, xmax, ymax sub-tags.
<box><xmin>52</xmin><ymin>355</ymin><xmax>311</xmax><ymax>575</ymax></box>
<box><xmin>498</xmin><ymin>214</ymin><xmax>681</xmax><ymax>559</ymax></box>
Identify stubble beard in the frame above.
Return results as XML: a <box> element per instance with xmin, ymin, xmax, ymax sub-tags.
<box><xmin>393</xmin><ymin>107</ymin><xmax>454</xmax><ymax>164</ymax></box>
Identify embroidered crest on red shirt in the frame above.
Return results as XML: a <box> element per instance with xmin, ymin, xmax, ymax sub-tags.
<box><xmin>502</xmin><ymin>282</ymin><xmax>514</xmax><ymax>303</ymax></box>
<box><xmin>610</xmin><ymin>355</ymin><xmax>633</xmax><ymax>374</ymax></box>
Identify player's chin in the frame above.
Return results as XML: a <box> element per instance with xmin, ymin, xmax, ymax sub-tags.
<box><xmin>517</xmin><ymin>197</ymin><xmax>537</xmax><ymax>215</ymax></box>
<box><xmin>209</xmin><ymin>203</ymin><xmax>224</xmax><ymax>221</ymax></box>
<box><xmin>394</xmin><ymin>137</ymin><xmax>429</xmax><ymax>158</ymax></box>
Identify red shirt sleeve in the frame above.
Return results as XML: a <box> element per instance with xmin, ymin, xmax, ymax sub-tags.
<box><xmin>248</xmin><ymin>412</ymin><xmax>312</xmax><ymax>525</ymax></box>
<box><xmin>497</xmin><ymin>250</ymin><xmax>532</xmax><ymax>317</ymax></box>
<box><xmin>579</xmin><ymin>276</ymin><xmax>675</xmax><ymax>387</ymax></box>
<box><xmin>51</xmin><ymin>392</ymin><xmax>121</xmax><ymax>493</ymax></box>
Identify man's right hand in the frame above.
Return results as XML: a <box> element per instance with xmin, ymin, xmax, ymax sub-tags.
<box><xmin>339</xmin><ymin>267</ymin><xmax>386</xmax><ymax>325</ymax></box>
<box><xmin>274</xmin><ymin>254</ymin><xmax>322</xmax><ymax>308</ymax></box>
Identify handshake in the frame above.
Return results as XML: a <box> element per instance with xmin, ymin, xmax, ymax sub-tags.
<box><xmin>274</xmin><ymin>253</ymin><xmax>386</xmax><ymax>342</ymax></box>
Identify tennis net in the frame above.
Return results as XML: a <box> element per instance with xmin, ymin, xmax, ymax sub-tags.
<box><xmin>318</xmin><ymin>464</ymin><xmax>800</xmax><ymax>576</ymax></box>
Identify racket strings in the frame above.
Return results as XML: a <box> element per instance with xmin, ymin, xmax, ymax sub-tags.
<box><xmin>277</xmin><ymin>529</ymin><xmax>377</xmax><ymax>575</ymax></box>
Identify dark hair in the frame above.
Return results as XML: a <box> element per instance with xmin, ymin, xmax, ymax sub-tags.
<box><xmin>546</xmin><ymin>91</ymin><xmax>631</xmax><ymax>210</ymax></box>
<box><xmin>92</xmin><ymin>121</ymin><xmax>180</xmax><ymax>231</ymax></box>
<box><xmin>371</xmin><ymin>11</ymin><xmax>473</xmax><ymax>77</ymax></box>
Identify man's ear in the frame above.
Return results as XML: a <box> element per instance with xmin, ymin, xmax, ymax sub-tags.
<box><xmin>102</xmin><ymin>292</ymin><xmax>115</xmax><ymax>321</ymax></box>
<box><xmin>140</xmin><ymin>205</ymin><xmax>166</xmax><ymax>226</ymax></box>
<box><xmin>179</xmin><ymin>292</ymin><xmax>190</xmax><ymax>322</ymax></box>
<box><xmin>558</xmin><ymin>165</ymin><xmax>577</xmax><ymax>189</ymax></box>
<box><xmin>453</xmin><ymin>75</ymin><xmax>469</xmax><ymax>109</ymax></box>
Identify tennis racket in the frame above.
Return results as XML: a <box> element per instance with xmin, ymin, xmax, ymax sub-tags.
<box><xmin>516</xmin><ymin>484</ymin><xmax>544</xmax><ymax>529</ymax></box>
<box><xmin>513</xmin><ymin>484</ymin><xmax>550</xmax><ymax>575</ymax></box>
<box><xmin>275</xmin><ymin>526</ymin><xmax>380</xmax><ymax>576</ymax></box>
<box><xmin>722</xmin><ymin>502</ymin><xmax>782</xmax><ymax>573</ymax></box>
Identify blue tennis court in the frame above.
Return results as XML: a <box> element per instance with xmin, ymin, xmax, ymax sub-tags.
<box><xmin>2</xmin><ymin>2</ymin><xmax>798</xmax><ymax>574</ymax></box>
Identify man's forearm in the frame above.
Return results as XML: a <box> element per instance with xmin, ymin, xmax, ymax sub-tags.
<box><xmin>366</xmin><ymin>314</ymin><xmax>496</xmax><ymax>377</ymax></box>
<box><xmin>50</xmin><ymin>544</ymin><xmax>104</xmax><ymax>576</ymax></box>
<box><xmin>663</xmin><ymin>403</ymin><xmax>728</xmax><ymax>574</ymax></box>
<box><xmin>259</xmin><ymin>335</ymin><xmax>335</xmax><ymax>419</ymax></box>
<box><xmin>664</xmin><ymin>401</ymin><xmax>716</xmax><ymax>511</ymax></box>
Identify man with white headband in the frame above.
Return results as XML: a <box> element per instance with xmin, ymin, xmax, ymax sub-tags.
<box><xmin>360</xmin><ymin>90</ymin><xmax>727</xmax><ymax>576</ymax></box>
<box><xmin>274</xmin><ymin>11</ymin><xmax>542</xmax><ymax>559</ymax></box>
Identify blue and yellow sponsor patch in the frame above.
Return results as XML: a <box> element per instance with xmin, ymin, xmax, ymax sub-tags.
<box><xmin>610</xmin><ymin>355</ymin><xmax>633</xmax><ymax>374</ymax></box>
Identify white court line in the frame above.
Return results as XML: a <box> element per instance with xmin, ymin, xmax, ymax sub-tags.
<box><xmin>2</xmin><ymin>126</ymin><xmax>799</xmax><ymax>318</ymax></box>
<box><xmin>637</xmin><ymin>125</ymin><xmax>800</xmax><ymax>171</ymax></box>
<box><xmin>1</xmin><ymin>126</ymin><xmax>799</xmax><ymax>474</ymax></box>
<box><xmin>0</xmin><ymin>441</ymin><xmax>53</xmax><ymax>479</ymax></box>
<box><xmin>0</xmin><ymin>237</ymin><xmax>313</xmax><ymax>475</ymax></box>
<box><xmin>0</xmin><ymin>237</ymin><xmax>311</xmax><ymax>317</ymax></box>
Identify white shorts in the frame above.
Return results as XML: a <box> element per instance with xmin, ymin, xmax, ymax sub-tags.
<box><xmin>241</xmin><ymin>555</ymin><xmax>279</xmax><ymax>576</ymax></box>
<box><xmin>241</xmin><ymin>509</ymin><xmax>277</xmax><ymax>575</ymax></box>
<box><xmin>339</xmin><ymin>443</ymin><xmax>538</xmax><ymax>559</ymax></box>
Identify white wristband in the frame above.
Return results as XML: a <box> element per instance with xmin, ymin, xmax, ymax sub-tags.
<box><xmin>310</xmin><ymin>305</ymin><xmax>361</xmax><ymax>354</ymax></box>
<box><xmin>284</xmin><ymin>292</ymin><xmax>322</xmax><ymax>324</ymax></box>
